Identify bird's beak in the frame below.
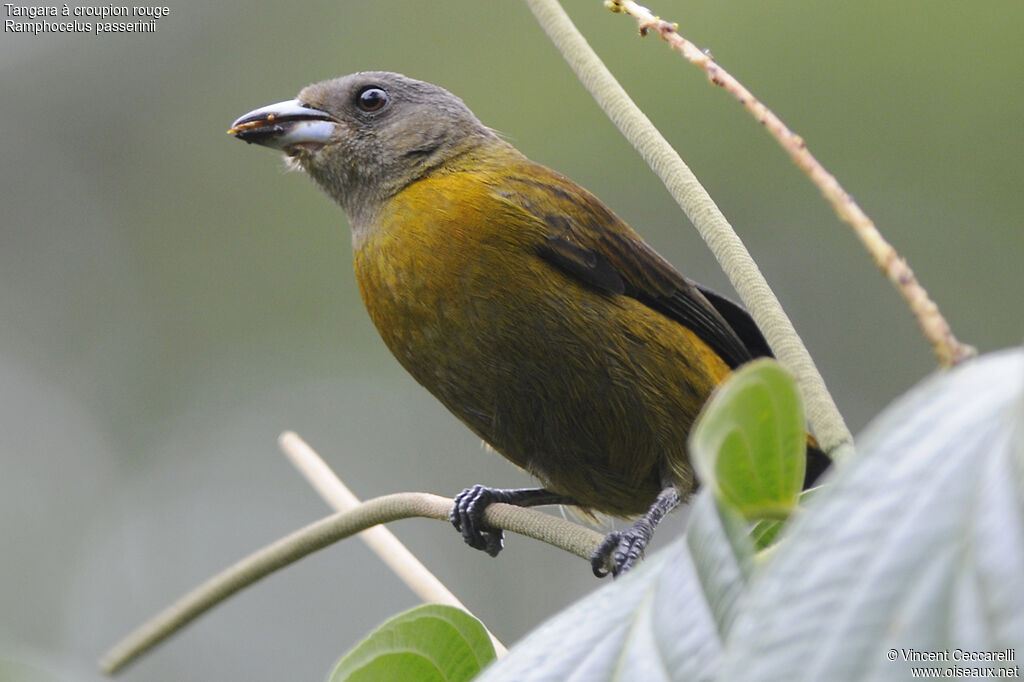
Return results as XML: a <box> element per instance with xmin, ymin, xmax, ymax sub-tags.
<box><xmin>228</xmin><ymin>99</ymin><xmax>339</xmax><ymax>153</ymax></box>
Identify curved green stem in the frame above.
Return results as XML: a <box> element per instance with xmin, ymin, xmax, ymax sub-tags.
<box><xmin>100</xmin><ymin>492</ymin><xmax>604</xmax><ymax>675</ymax></box>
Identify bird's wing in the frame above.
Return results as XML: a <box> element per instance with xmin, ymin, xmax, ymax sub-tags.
<box><xmin>692</xmin><ymin>284</ymin><xmax>773</xmax><ymax>361</ymax></box>
<box><xmin>494</xmin><ymin>163</ymin><xmax>767</xmax><ymax>368</ymax></box>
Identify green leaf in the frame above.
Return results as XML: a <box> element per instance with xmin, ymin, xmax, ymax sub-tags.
<box><xmin>690</xmin><ymin>359</ymin><xmax>805</xmax><ymax>521</ymax></box>
<box><xmin>329</xmin><ymin>604</ymin><xmax>495</xmax><ymax>682</ymax></box>
<box><xmin>748</xmin><ymin>518</ymin><xmax>783</xmax><ymax>552</ymax></box>
<box><xmin>749</xmin><ymin>487</ymin><xmax>822</xmax><ymax>551</ymax></box>
<box><xmin>718</xmin><ymin>348</ymin><xmax>1024</xmax><ymax>682</ymax></box>
<box><xmin>686</xmin><ymin>493</ymin><xmax>756</xmax><ymax>640</ymax></box>
<box><xmin>477</xmin><ymin>489</ymin><xmax>746</xmax><ymax>682</ymax></box>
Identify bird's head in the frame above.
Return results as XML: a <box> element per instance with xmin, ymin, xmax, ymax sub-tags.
<box><xmin>229</xmin><ymin>71</ymin><xmax>499</xmax><ymax>228</ymax></box>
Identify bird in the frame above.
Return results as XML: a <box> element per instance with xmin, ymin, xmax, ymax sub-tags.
<box><xmin>229</xmin><ymin>71</ymin><xmax>829</xmax><ymax>577</ymax></box>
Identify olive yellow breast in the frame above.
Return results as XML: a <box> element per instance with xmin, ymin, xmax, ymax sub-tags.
<box><xmin>354</xmin><ymin>163</ymin><xmax>730</xmax><ymax>516</ymax></box>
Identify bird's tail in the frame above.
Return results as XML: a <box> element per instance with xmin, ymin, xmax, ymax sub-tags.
<box><xmin>804</xmin><ymin>438</ymin><xmax>831</xmax><ymax>488</ymax></box>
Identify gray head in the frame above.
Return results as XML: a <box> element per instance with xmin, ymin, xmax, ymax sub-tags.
<box><xmin>230</xmin><ymin>71</ymin><xmax>501</xmax><ymax>227</ymax></box>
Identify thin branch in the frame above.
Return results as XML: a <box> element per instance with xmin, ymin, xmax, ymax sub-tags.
<box><xmin>278</xmin><ymin>431</ymin><xmax>507</xmax><ymax>657</ymax></box>
<box><xmin>523</xmin><ymin>0</ymin><xmax>854</xmax><ymax>458</ymax></box>
<box><xmin>605</xmin><ymin>0</ymin><xmax>975</xmax><ymax>369</ymax></box>
<box><xmin>99</xmin><ymin>491</ymin><xmax>604</xmax><ymax>675</ymax></box>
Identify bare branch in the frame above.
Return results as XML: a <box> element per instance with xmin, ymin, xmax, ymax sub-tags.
<box><xmin>279</xmin><ymin>431</ymin><xmax>508</xmax><ymax>657</ymax></box>
<box><xmin>100</xmin><ymin>491</ymin><xmax>603</xmax><ymax>674</ymax></box>
<box><xmin>606</xmin><ymin>0</ymin><xmax>975</xmax><ymax>368</ymax></box>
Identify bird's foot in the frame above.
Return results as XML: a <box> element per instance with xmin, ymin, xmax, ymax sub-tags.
<box><xmin>590</xmin><ymin>518</ymin><xmax>655</xmax><ymax>578</ymax></box>
<box><xmin>450</xmin><ymin>486</ymin><xmax>576</xmax><ymax>558</ymax></box>
<box><xmin>590</xmin><ymin>484</ymin><xmax>681</xmax><ymax>578</ymax></box>
<box><xmin>450</xmin><ymin>485</ymin><xmax>511</xmax><ymax>557</ymax></box>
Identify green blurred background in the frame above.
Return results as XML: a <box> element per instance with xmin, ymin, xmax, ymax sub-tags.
<box><xmin>2</xmin><ymin>1</ymin><xmax>1021</xmax><ymax>679</ymax></box>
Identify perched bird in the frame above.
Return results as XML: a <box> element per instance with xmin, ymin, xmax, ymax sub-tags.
<box><xmin>230</xmin><ymin>72</ymin><xmax>828</xmax><ymax>577</ymax></box>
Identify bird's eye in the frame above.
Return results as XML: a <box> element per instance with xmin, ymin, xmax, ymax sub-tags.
<box><xmin>356</xmin><ymin>87</ymin><xmax>389</xmax><ymax>112</ymax></box>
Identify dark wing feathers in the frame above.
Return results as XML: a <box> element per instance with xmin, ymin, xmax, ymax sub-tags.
<box><xmin>538</xmin><ymin>235</ymin><xmax>626</xmax><ymax>295</ymax></box>
<box><xmin>501</xmin><ymin>166</ymin><xmax>766</xmax><ymax>369</ymax></box>
<box><xmin>694</xmin><ymin>284</ymin><xmax>773</xmax><ymax>361</ymax></box>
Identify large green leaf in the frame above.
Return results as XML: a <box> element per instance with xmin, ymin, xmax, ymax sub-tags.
<box><xmin>690</xmin><ymin>359</ymin><xmax>805</xmax><ymax>521</ymax></box>
<box><xmin>687</xmin><ymin>493</ymin><xmax>756</xmax><ymax>639</ymax></box>
<box><xmin>718</xmin><ymin>348</ymin><xmax>1024</xmax><ymax>681</ymax></box>
<box><xmin>328</xmin><ymin>604</ymin><xmax>494</xmax><ymax>682</ymax></box>
<box><xmin>476</xmin><ymin>490</ymin><xmax>747</xmax><ymax>682</ymax></box>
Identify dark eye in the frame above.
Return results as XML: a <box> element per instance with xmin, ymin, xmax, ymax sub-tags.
<box><xmin>356</xmin><ymin>87</ymin><xmax>389</xmax><ymax>112</ymax></box>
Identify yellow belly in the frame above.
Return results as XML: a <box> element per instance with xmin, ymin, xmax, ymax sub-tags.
<box><xmin>353</xmin><ymin>174</ymin><xmax>730</xmax><ymax>516</ymax></box>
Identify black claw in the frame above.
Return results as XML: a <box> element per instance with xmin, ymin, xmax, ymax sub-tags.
<box><xmin>590</xmin><ymin>519</ymin><xmax>654</xmax><ymax>578</ymax></box>
<box><xmin>591</xmin><ymin>532</ymin><xmax>620</xmax><ymax>577</ymax></box>
<box><xmin>450</xmin><ymin>485</ymin><xmax>579</xmax><ymax>560</ymax></box>
<box><xmin>450</xmin><ymin>485</ymin><xmax>507</xmax><ymax>557</ymax></box>
<box><xmin>590</xmin><ymin>484</ymin><xmax>680</xmax><ymax>578</ymax></box>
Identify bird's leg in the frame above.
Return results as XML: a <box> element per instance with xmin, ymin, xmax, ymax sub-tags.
<box><xmin>591</xmin><ymin>484</ymin><xmax>681</xmax><ymax>578</ymax></box>
<box><xmin>450</xmin><ymin>485</ymin><xmax>577</xmax><ymax>557</ymax></box>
